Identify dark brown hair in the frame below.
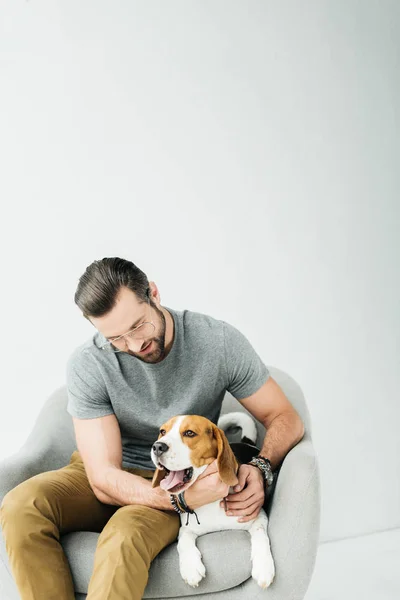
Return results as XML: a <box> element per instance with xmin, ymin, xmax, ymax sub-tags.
<box><xmin>74</xmin><ymin>257</ymin><xmax>149</xmax><ymax>319</ymax></box>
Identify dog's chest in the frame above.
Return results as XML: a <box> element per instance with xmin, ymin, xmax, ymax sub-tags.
<box><xmin>178</xmin><ymin>500</ymin><xmax>253</xmax><ymax>536</ymax></box>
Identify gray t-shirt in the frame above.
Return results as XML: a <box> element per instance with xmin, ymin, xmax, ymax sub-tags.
<box><xmin>66</xmin><ymin>307</ymin><xmax>270</xmax><ymax>470</ymax></box>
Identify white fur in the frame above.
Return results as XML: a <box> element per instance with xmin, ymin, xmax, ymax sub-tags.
<box><xmin>217</xmin><ymin>411</ymin><xmax>258</xmax><ymax>445</ymax></box>
<box><xmin>151</xmin><ymin>415</ymin><xmax>275</xmax><ymax>589</ymax></box>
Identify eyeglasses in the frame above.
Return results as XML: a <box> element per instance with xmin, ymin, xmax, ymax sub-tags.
<box><xmin>100</xmin><ymin>296</ymin><xmax>155</xmax><ymax>353</ymax></box>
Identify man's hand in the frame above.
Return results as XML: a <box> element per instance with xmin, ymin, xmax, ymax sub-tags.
<box><xmin>220</xmin><ymin>464</ymin><xmax>265</xmax><ymax>523</ymax></box>
<box><xmin>184</xmin><ymin>460</ymin><xmax>231</xmax><ymax>511</ymax></box>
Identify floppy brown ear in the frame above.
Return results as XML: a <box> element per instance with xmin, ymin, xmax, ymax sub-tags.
<box><xmin>151</xmin><ymin>468</ymin><xmax>165</xmax><ymax>488</ymax></box>
<box><xmin>213</xmin><ymin>425</ymin><xmax>239</xmax><ymax>487</ymax></box>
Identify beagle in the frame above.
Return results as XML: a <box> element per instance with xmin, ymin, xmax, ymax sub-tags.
<box><xmin>151</xmin><ymin>413</ymin><xmax>275</xmax><ymax>589</ymax></box>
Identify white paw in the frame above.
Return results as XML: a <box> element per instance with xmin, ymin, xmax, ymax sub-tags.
<box><xmin>251</xmin><ymin>554</ymin><xmax>275</xmax><ymax>589</ymax></box>
<box><xmin>179</xmin><ymin>546</ymin><xmax>206</xmax><ymax>587</ymax></box>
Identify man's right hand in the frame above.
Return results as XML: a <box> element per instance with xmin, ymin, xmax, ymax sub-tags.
<box><xmin>184</xmin><ymin>459</ymin><xmax>230</xmax><ymax>510</ymax></box>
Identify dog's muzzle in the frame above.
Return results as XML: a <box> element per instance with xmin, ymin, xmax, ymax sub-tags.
<box><xmin>158</xmin><ymin>466</ymin><xmax>194</xmax><ymax>492</ymax></box>
<box><xmin>152</xmin><ymin>441</ymin><xmax>169</xmax><ymax>457</ymax></box>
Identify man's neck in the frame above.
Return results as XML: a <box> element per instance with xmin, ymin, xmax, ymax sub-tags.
<box><xmin>161</xmin><ymin>307</ymin><xmax>175</xmax><ymax>356</ymax></box>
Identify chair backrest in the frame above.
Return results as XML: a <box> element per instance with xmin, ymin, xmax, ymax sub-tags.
<box><xmin>21</xmin><ymin>385</ymin><xmax>77</xmax><ymax>465</ymax></box>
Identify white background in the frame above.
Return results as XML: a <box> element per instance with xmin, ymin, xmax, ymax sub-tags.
<box><xmin>0</xmin><ymin>0</ymin><xmax>399</xmax><ymax>544</ymax></box>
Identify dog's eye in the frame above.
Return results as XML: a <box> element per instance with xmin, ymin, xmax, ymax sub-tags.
<box><xmin>183</xmin><ymin>430</ymin><xmax>197</xmax><ymax>437</ymax></box>
<box><xmin>159</xmin><ymin>429</ymin><xmax>166</xmax><ymax>436</ymax></box>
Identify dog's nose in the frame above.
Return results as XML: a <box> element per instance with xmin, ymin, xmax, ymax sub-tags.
<box><xmin>152</xmin><ymin>441</ymin><xmax>169</xmax><ymax>456</ymax></box>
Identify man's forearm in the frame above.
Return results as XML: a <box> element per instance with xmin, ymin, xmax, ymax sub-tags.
<box><xmin>94</xmin><ymin>467</ymin><xmax>174</xmax><ymax>511</ymax></box>
<box><xmin>259</xmin><ymin>410</ymin><xmax>305</xmax><ymax>472</ymax></box>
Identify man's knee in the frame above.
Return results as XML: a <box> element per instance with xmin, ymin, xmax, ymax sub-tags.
<box><xmin>1</xmin><ymin>479</ymin><xmax>55</xmax><ymax>533</ymax></box>
<box><xmin>1</xmin><ymin>486</ymin><xmax>31</xmax><ymax>544</ymax></box>
<box><xmin>1</xmin><ymin>485</ymin><xmax>29</xmax><ymax>522</ymax></box>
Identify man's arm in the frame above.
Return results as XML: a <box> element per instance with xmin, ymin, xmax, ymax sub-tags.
<box><xmin>238</xmin><ymin>376</ymin><xmax>305</xmax><ymax>471</ymax></box>
<box><xmin>72</xmin><ymin>414</ymin><xmax>174</xmax><ymax>511</ymax></box>
<box><xmin>94</xmin><ymin>468</ymin><xmax>173</xmax><ymax>511</ymax></box>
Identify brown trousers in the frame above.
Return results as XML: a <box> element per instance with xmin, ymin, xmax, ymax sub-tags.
<box><xmin>0</xmin><ymin>450</ymin><xmax>180</xmax><ymax>600</ymax></box>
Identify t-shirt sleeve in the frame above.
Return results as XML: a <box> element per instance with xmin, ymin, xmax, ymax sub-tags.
<box><xmin>66</xmin><ymin>349</ymin><xmax>115</xmax><ymax>419</ymax></box>
<box><xmin>222</xmin><ymin>321</ymin><xmax>270</xmax><ymax>400</ymax></box>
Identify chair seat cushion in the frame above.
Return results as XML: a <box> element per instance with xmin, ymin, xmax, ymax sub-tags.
<box><xmin>61</xmin><ymin>528</ymin><xmax>252</xmax><ymax>597</ymax></box>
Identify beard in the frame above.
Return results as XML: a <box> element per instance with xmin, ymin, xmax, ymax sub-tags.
<box><xmin>126</xmin><ymin>302</ymin><xmax>167</xmax><ymax>364</ymax></box>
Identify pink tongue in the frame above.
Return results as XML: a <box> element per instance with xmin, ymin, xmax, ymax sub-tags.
<box><xmin>160</xmin><ymin>469</ymin><xmax>186</xmax><ymax>491</ymax></box>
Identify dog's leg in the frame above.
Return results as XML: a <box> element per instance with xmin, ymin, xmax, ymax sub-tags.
<box><xmin>248</xmin><ymin>510</ymin><xmax>275</xmax><ymax>589</ymax></box>
<box><xmin>177</xmin><ymin>528</ymin><xmax>206</xmax><ymax>588</ymax></box>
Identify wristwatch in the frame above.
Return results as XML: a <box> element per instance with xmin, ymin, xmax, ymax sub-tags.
<box><xmin>248</xmin><ymin>455</ymin><xmax>274</xmax><ymax>487</ymax></box>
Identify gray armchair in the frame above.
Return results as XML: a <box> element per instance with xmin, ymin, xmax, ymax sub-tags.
<box><xmin>0</xmin><ymin>366</ymin><xmax>320</xmax><ymax>600</ymax></box>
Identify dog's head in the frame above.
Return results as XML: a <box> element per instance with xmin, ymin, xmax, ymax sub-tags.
<box><xmin>151</xmin><ymin>415</ymin><xmax>239</xmax><ymax>494</ymax></box>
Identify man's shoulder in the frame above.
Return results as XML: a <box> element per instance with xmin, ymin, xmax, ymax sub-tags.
<box><xmin>165</xmin><ymin>306</ymin><xmax>225</xmax><ymax>351</ymax></box>
<box><xmin>183</xmin><ymin>307</ymin><xmax>220</xmax><ymax>324</ymax></box>
<box><xmin>66</xmin><ymin>332</ymin><xmax>104</xmax><ymax>372</ymax></box>
<box><xmin>177</xmin><ymin>307</ymin><xmax>225</xmax><ymax>334</ymax></box>
<box><xmin>180</xmin><ymin>308</ymin><xmax>243</xmax><ymax>337</ymax></box>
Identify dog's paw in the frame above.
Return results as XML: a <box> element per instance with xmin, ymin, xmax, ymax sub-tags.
<box><xmin>179</xmin><ymin>547</ymin><xmax>206</xmax><ymax>587</ymax></box>
<box><xmin>251</xmin><ymin>554</ymin><xmax>275</xmax><ymax>589</ymax></box>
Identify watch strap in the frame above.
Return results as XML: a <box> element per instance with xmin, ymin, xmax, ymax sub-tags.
<box><xmin>248</xmin><ymin>455</ymin><xmax>274</xmax><ymax>487</ymax></box>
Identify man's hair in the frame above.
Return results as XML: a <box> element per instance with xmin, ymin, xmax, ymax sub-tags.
<box><xmin>74</xmin><ymin>257</ymin><xmax>149</xmax><ymax>319</ymax></box>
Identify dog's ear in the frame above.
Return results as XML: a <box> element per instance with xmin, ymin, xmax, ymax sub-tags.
<box><xmin>212</xmin><ymin>424</ymin><xmax>239</xmax><ymax>487</ymax></box>
<box><xmin>151</xmin><ymin>468</ymin><xmax>165</xmax><ymax>488</ymax></box>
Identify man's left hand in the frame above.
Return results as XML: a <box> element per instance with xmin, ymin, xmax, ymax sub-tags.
<box><xmin>219</xmin><ymin>464</ymin><xmax>265</xmax><ymax>523</ymax></box>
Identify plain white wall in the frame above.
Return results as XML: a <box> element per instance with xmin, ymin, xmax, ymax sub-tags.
<box><xmin>0</xmin><ymin>0</ymin><xmax>399</xmax><ymax>543</ymax></box>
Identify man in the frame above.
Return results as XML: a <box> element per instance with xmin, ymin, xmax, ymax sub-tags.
<box><xmin>0</xmin><ymin>257</ymin><xmax>304</xmax><ymax>600</ymax></box>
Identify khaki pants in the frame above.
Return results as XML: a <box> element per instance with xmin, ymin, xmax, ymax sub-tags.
<box><xmin>0</xmin><ymin>450</ymin><xmax>180</xmax><ymax>600</ymax></box>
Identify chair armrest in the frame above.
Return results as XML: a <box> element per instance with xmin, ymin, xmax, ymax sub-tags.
<box><xmin>0</xmin><ymin>386</ymin><xmax>76</xmax><ymax>505</ymax></box>
<box><xmin>260</xmin><ymin>435</ymin><xmax>321</xmax><ymax>599</ymax></box>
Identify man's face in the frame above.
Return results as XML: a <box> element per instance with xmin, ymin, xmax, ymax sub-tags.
<box><xmin>89</xmin><ymin>286</ymin><xmax>167</xmax><ymax>364</ymax></box>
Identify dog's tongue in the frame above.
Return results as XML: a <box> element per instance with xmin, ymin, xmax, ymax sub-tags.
<box><xmin>160</xmin><ymin>469</ymin><xmax>186</xmax><ymax>491</ymax></box>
